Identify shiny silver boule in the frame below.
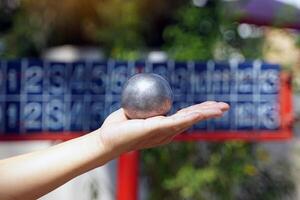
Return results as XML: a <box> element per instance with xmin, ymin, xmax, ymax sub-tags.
<box><xmin>121</xmin><ymin>73</ymin><xmax>173</xmax><ymax>119</ymax></box>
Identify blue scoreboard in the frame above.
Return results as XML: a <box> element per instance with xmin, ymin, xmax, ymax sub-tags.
<box><xmin>0</xmin><ymin>59</ymin><xmax>286</xmax><ymax>139</ymax></box>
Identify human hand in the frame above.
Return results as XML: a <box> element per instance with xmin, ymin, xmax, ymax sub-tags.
<box><xmin>0</xmin><ymin>101</ymin><xmax>228</xmax><ymax>200</ymax></box>
<box><xmin>98</xmin><ymin>101</ymin><xmax>229</xmax><ymax>155</ymax></box>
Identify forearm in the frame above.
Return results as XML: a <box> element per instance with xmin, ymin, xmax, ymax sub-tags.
<box><xmin>0</xmin><ymin>102</ymin><xmax>229</xmax><ymax>200</ymax></box>
<box><xmin>0</xmin><ymin>129</ymin><xmax>112</xmax><ymax>200</ymax></box>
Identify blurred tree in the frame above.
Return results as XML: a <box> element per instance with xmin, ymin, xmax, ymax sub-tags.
<box><xmin>1</xmin><ymin>0</ymin><xmax>107</xmax><ymax>57</ymax></box>
<box><xmin>0</xmin><ymin>0</ymin><xmax>19</xmax><ymax>56</ymax></box>
<box><xmin>93</xmin><ymin>0</ymin><xmax>143</xmax><ymax>59</ymax></box>
<box><xmin>141</xmin><ymin>1</ymin><xmax>295</xmax><ymax>200</ymax></box>
<box><xmin>137</xmin><ymin>0</ymin><xmax>185</xmax><ymax>48</ymax></box>
<box><xmin>163</xmin><ymin>1</ymin><xmax>264</xmax><ymax>61</ymax></box>
<box><xmin>163</xmin><ymin>2</ymin><xmax>219</xmax><ymax>60</ymax></box>
<box><xmin>0</xmin><ymin>0</ymin><xmax>185</xmax><ymax>59</ymax></box>
<box><xmin>0</xmin><ymin>1</ymin><xmax>16</xmax><ymax>32</ymax></box>
<box><xmin>262</xmin><ymin>28</ymin><xmax>300</xmax><ymax>92</ymax></box>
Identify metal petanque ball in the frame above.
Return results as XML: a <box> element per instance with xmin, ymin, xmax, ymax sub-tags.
<box><xmin>121</xmin><ymin>73</ymin><xmax>173</xmax><ymax>119</ymax></box>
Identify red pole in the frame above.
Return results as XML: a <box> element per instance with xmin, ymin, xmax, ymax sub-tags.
<box><xmin>280</xmin><ymin>73</ymin><xmax>293</xmax><ymax>129</ymax></box>
<box><xmin>116</xmin><ymin>151</ymin><xmax>139</xmax><ymax>200</ymax></box>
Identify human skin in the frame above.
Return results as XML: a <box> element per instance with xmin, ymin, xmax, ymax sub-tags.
<box><xmin>0</xmin><ymin>101</ymin><xmax>229</xmax><ymax>200</ymax></box>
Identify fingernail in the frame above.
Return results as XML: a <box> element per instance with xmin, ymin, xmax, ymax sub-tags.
<box><xmin>217</xmin><ymin>102</ymin><xmax>230</xmax><ymax>110</ymax></box>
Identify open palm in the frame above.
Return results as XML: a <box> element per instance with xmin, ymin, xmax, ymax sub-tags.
<box><xmin>99</xmin><ymin>101</ymin><xmax>229</xmax><ymax>154</ymax></box>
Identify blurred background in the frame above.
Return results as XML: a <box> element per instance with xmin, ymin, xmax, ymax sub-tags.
<box><xmin>1</xmin><ymin>0</ymin><xmax>300</xmax><ymax>199</ymax></box>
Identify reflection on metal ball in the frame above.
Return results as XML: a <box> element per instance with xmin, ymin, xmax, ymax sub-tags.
<box><xmin>121</xmin><ymin>73</ymin><xmax>173</xmax><ymax>119</ymax></box>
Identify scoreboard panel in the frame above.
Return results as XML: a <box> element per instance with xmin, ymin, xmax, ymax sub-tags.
<box><xmin>0</xmin><ymin>59</ymin><xmax>292</xmax><ymax>141</ymax></box>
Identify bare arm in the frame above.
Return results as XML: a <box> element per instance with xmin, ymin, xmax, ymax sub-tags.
<box><xmin>0</xmin><ymin>101</ymin><xmax>229</xmax><ymax>200</ymax></box>
<box><xmin>0</xmin><ymin>131</ymin><xmax>108</xmax><ymax>200</ymax></box>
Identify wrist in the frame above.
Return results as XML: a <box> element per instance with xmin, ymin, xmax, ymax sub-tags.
<box><xmin>88</xmin><ymin>128</ymin><xmax>120</xmax><ymax>166</ymax></box>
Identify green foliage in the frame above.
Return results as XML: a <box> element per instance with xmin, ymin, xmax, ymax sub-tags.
<box><xmin>1</xmin><ymin>10</ymin><xmax>43</xmax><ymax>58</ymax></box>
<box><xmin>141</xmin><ymin>143</ymin><xmax>199</xmax><ymax>200</ymax></box>
<box><xmin>0</xmin><ymin>0</ymin><xmax>185</xmax><ymax>59</ymax></box>
<box><xmin>296</xmin><ymin>35</ymin><xmax>300</xmax><ymax>48</ymax></box>
<box><xmin>95</xmin><ymin>0</ymin><xmax>144</xmax><ymax>59</ymax></box>
<box><xmin>0</xmin><ymin>0</ymin><xmax>145</xmax><ymax>58</ymax></box>
<box><xmin>142</xmin><ymin>142</ymin><xmax>294</xmax><ymax>200</ymax></box>
<box><xmin>163</xmin><ymin>2</ymin><xmax>264</xmax><ymax>61</ymax></box>
<box><xmin>163</xmin><ymin>5</ymin><xmax>219</xmax><ymax>60</ymax></box>
<box><xmin>164</xmin><ymin>165</ymin><xmax>217</xmax><ymax>198</ymax></box>
<box><xmin>95</xmin><ymin>0</ymin><xmax>185</xmax><ymax>59</ymax></box>
<box><xmin>141</xmin><ymin>2</ymin><xmax>294</xmax><ymax>200</ymax></box>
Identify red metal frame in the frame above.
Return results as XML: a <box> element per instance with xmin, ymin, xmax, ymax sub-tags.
<box><xmin>0</xmin><ymin>73</ymin><xmax>293</xmax><ymax>142</ymax></box>
<box><xmin>173</xmin><ymin>73</ymin><xmax>293</xmax><ymax>142</ymax></box>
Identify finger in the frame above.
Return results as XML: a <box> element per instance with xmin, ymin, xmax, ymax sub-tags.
<box><xmin>175</xmin><ymin>109</ymin><xmax>223</xmax><ymax>131</ymax></box>
<box><xmin>176</xmin><ymin>101</ymin><xmax>217</xmax><ymax>114</ymax></box>
<box><xmin>177</xmin><ymin>102</ymin><xmax>229</xmax><ymax>114</ymax></box>
<box><xmin>176</xmin><ymin>101</ymin><xmax>229</xmax><ymax>114</ymax></box>
<box><xmin>160</xmin><ymin>108</ymin><xmax>223</xmax><ymax>133</ymax></box>
<box><xmin>217</xmin><ymin>102</ymin><xmax>230</xmax><ymax>111</ymax></box>
<box><xmin>136</xmin><ymin>108</ymin><xmax>224</xmax><ymax>149</ymax></box>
